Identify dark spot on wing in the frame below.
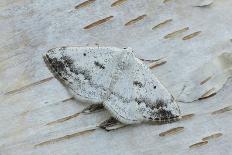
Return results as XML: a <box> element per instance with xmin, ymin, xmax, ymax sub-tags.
<box><xmin>155</xmin><ymin>99</ymin><xmax>167</xmax><ymax>109</ymax></box>
<box><xmin>145</xmin><ymin>99</ymin><xmax>167</xmax><ymax>110</ymax></box>
<box><xmin>61</xmin><ymin>56</ymin><xmax>74</xmax><ymax>67</ymax></box>
<box><xmin>158</xmin><ymin>109</ymin><xmax>174</xmax><ymax>119</ymax></box>
<box><xmin>47</xmin><ymin>57</ymin><xmax>66</xmax><ymax>74</ymax></box>
<box><xmin>94</xmin><ymin>61</ymin><xmax>105</xmax><ymax>69</ymax></box>
<box><xmin>46</xmin><ymin>54</ymin><xmax>92</xmax><ymax>81</ymax></box>
<box><xmin>153</xmin><ymin>86</ymin><xmax>156</xmax><ymax>89</ymax></box>
<box><xmin>133</xmin><ymin>81</ymin><xmax>143</xmax><ymax>88</ymax></box>
<box><xmin>135</xmin><ymin>98</ymin><xmax>142</xmax><ymax>105</ymax></box>
<box><xmin>70</xmin><ymin>67</ymin><xmax>92</xmax><ymax>80</ymax></box>
<box><xmin>81</xmin><ymin>70</ymin><xmax>92</xmax><ymax>80</ymax></box>
<box><xmin>83</xmin><ymin>53</ymin><xmax>86</xmax><ymax>56</ymax></box>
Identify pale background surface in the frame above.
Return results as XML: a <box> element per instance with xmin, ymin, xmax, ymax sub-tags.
<box><xmin>0</xmin><ymin>0</ymin><xmax>232</xmax><ymax>154</ymax></box>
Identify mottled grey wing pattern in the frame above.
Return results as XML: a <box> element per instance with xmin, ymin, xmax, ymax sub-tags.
<box><xmin>43</xmin><ymin>47</ymin><xmax>126</xmax><ymax>104</ymax></box>
<box><xmin>103</xmin><ymin>52</ymin><xmax>181</xmax><ymax>124</ymax></box>
<box><xmin>44</xmin><ymin>47</ymin><xmax>180</xmax><ymax>124</ymax></box>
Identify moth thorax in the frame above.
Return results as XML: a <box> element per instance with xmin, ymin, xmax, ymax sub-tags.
<box><xmin>118</xmin><ymin>51</ymin><xmax>134</xmax><ymax>70</ymax></box>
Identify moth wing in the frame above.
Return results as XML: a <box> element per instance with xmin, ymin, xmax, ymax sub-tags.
<box><xmin>103</xmin><ymin>54</ymin><xmax>180</xmax><ymax>124</ymax></box>
<box><xmin>44</xmin><ymin>47</ymin><xmax>129</xmax><ymax>104</ymax></box>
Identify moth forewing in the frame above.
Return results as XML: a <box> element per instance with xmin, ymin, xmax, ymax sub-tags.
<box><xmin>44</xmin><ymin>47</ymin><xmax>181</xmax><ymax>125</ymax></box>
<box><xmin>44</xmin><ymin>47</ymin><xmax>129</xmax><ymax>104</ymax></box>
<box><xmin>103</xmin><ymin>51</ymin><xmax>181</xmax><ymax>124</ymax></box>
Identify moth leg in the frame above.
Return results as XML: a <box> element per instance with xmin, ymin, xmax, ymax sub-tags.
<box><xmin>81</xmin><ymin>104</ymin><xmax>104</xmax><ymax>114</ymax></box>
<box><xmin>99</xmin><ymin>117</ymin><xmax>127</xmax><ymax>131</ymax></box>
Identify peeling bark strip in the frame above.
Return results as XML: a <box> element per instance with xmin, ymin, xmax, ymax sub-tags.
<box><xmin>34</xmin><ymin>128</ymin><xmax>96</xmax><ymax>147</ymax></box>
<box><xmin>181</xmin><ymin>113</ymin><xmax>195</xmax><ymax>121</ymax></box>
<box><xmin>159</xmin><ymin>127</ymin><xmax>184</xmax><ymax>137</ymax></box>
<box><xmin>124</xmin><ymin>14</ymin><xmax>147</xmax><ymax>26</ymax></box>
<box><xmin>4</xmin><ymin>77</ymin><xmax>54</xmax><ymax>95</ymax></box>
<box><xmin>200</xmin><ymin>76</ymin><xmax>212</xmax><ymax>85</ymax></box>
<box><xmin>149</xmin><ymin>59</ymin><xmax>167</xmax><ymax>69</ymax></box>
<box><xmin>111</xmin><ymin>0</ymin><xmax>128</xmax><ymax>7</ymax></box>
<box><xmin>198</xmin><ymin>88</ymin><xmax>216</xmax><ymax>100</ymax></box>
<box><xmin>46</xmin><ymin>112</ymin><xmax>81</xmax><ymax>126</ymax></box>
<box><xmin>83</xmin><ymin>16</ymin><xmax>114</xmax><ymax>29</ymax></box>
<box><xmin>211</xmin><ymin>106</ymin><xmax>232</xmax><ymax>115</ymax></box>
<box><xmin>164</xmin><ymin>27</ymin><xmax>189</xmax><ymax>39</ymax></box>
<box><xmin>189</xmin><ymin>141</ymin><xmax>208</xmax><ymax>148</ymax></box>
<box><xmin>202</xmin><ymin>133</ymin><xmax>223</xmax><ymax>141</ymax></box>
<box><xmin>152</xmin><ymin>19</ymin><xmax>172</xmax><ymax>30</ymax></box>
<box><xmin>183</xmin><ymin>31</ymin><xmax>201</xmax><ymax>40</ymax></box>
<box><xmin>75</xmin><ymin>0</ymin><xmax>96</xmax><ymax>10</ymax></box>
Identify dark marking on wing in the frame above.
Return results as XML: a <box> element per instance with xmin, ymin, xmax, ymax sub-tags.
<box><xmin>137</xmin><ymin>98</ymin><xmax>178</xmax><ymax>122</ymax></box>
<box><xmin>133</xmin><ymin>81</ymin><xmax>143</xmax><ymax>88</ymax></box>
<box><xmin>135</xmin><ymin>98</ymin><xmax>142</xmax><ymax>105</ymax></box>
<box><xmin>45</xmin><ymin>54</ymin><xmax>92</xmax><ymax>81</ymax></box>
<box><xmin>61</xmin><ymin>55</ymin><xmax>74</xmax><ymax>67</ymax></box>
<box><xmin>73</xmin><ymin>68</ymin><xmax>92</xmax><ymax>80</ymax></box>
<box><xmin>153</xmin><ymin>99</ymin><xmax>167</xmax><ymax>109</ymax></box>
<box><xmin>94</xmin><ymin>61</ymin><xmax>105</xmax><ymax>69</ymax></box>
<box><xmin>158</xmin><ymin>109</ymin><xmax>173</xmax><ymax>118</ymax></box>
<box><xmin>47</xmin><ymin>57</ymin><xmax>67</xmax><ymax>73</ymax></box>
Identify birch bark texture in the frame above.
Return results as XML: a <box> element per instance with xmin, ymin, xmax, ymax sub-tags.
<box><xmin>0</xmin><ymin>0</ymin><xmax>232</xmax><ymax>155</ymax></box>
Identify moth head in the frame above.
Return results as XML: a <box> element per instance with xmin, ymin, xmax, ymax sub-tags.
<box><xmin>118</xmin><ymin>48</ymin><xmax>136</xmax><ymax>70</ymax></box>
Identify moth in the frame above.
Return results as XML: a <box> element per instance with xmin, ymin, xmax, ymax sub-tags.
<box><xmin>43</xmin><ymin>47</ymin><xmax>181</xmax><ymax>130</ymax></box>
